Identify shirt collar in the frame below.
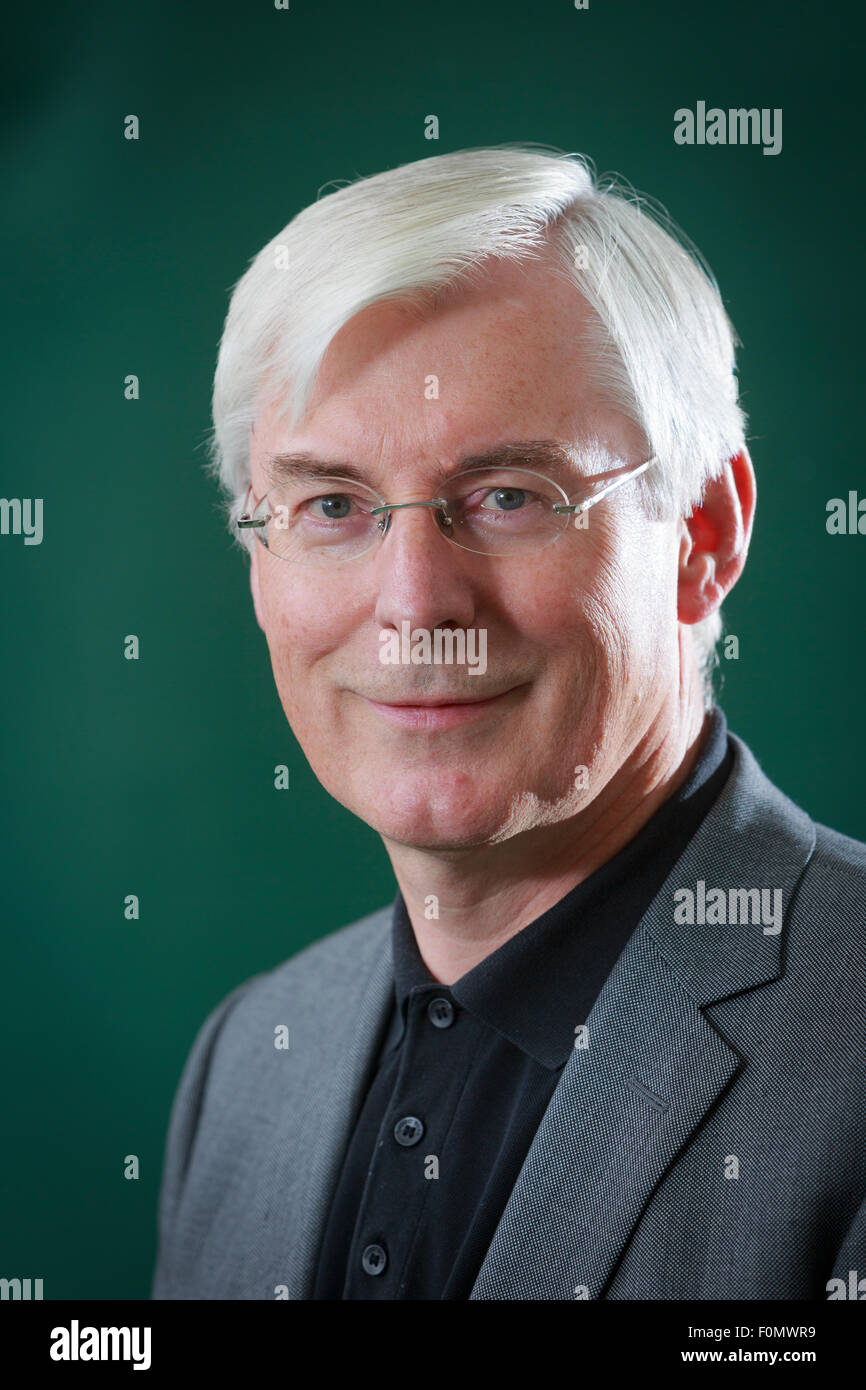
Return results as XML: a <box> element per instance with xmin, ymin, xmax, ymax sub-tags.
<box><xmin>388</xmin><ymin>706</ymin><xmax>732</xmax><ymax>1069</ymax></box>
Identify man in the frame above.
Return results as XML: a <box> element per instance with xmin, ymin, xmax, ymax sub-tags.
<box><xmin>151</xmin><ymin>145</ymin><xmax>866</xmax><ymax>1300</ymax></box>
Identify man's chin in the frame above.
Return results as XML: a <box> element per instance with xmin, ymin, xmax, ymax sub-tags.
<box><xmin>345</xmin><ymin>773</ymin><xmax>514</xmax><ymax>851</ymax></box>
<box><xmin>378</xmin><ymin>819</ymin><xmax>507</xmax><ymax>854</ymax></box>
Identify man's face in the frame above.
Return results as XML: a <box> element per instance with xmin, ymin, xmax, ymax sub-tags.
<box><xmin>247</xmin><ymin>253</ymin><xmax>682</xmax><ymax>851</ymax></box>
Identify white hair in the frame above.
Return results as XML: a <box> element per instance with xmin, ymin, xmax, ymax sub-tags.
<box><xmin>206</xmin><ymin>143</ymin><xmax>749</xmax><ymax>707</ymax></box>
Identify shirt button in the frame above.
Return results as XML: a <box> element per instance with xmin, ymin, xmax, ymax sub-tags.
<box><xmin>427</xmin><ymin>996</ymin><xmax>454</xmax><ymax>1028</ymax></box>
<box><xmin>394</xmin><ymin>1114</ymin><xmax>425</xmax><ymax>1146</ymax></box>
<box><xmin>361</xmin><ymin>1243</ymin><xmax>388</xmax><ymax>1276</ymax></box>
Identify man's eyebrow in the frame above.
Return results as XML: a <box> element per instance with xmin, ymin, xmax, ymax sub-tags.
<box><xmin>264</xmin><ymin>441</ymin><xmax>587</xmax><ymax>487</ymax></box>
<box><xmin>263</xmin><ymin>453</ymin><xmax>372</xmax><ymax>486</ymax></box>
<box><xmin>455</xmin><ymin>441</ymin><xmax>585</xmax><ymax>476</ymax></box>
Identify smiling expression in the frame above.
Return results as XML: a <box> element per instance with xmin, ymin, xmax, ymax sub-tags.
<box><xmin>247</xmin><ymin>253</ymin><xmax>681</xmax><ymax>851</ymax></box>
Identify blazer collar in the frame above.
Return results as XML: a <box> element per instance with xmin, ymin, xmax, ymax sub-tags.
<box><xmin>642</xmin><ymin>731</ymin><xmax>815</xmax><ymax>1006</ymax></box>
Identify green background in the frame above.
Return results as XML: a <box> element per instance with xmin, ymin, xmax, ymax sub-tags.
<box><xmin>1</xmin><ymin>0</ymin><xmax>861</xmax><ymax>1298</ymax></box>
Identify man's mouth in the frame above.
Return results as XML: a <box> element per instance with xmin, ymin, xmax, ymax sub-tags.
<box><xmin>356</xmin><ymin>687</ymin><xmax>520</xmax><ymax>730</ymax></box>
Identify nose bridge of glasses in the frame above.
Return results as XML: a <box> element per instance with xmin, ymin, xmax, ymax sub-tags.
<box><xmin>370</xmin><ymin>497</ymin><xmax>455</xmax><ymax>552</ymax></box>
<box><xmin>369</xmin><ymin>497</ymin><xmax>449</xmax><ymax>518</ymax></box>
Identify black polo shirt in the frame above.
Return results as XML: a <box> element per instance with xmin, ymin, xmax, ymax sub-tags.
<box><xmin>312</xmin><ymin>706</ymin><xmax>733</xmax><ymax>1299</ymax></box>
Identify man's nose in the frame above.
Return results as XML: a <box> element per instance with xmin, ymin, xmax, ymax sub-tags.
<box><xmin>372</xmin><ymin>501</ymin><xmax>477</xmax><ymax>635</ymax></box>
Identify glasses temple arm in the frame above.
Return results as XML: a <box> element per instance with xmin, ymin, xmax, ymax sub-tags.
<box><xmin>552</xmin><ymin>457</ymin><xmax>656</xmax><ymax>515</ymax></box>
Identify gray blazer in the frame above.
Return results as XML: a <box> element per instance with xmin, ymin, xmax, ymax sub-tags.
<box><xmin>151</xmin><ymin>732</ymin><xmax>866</xmax><ymax>1299</ymax></box>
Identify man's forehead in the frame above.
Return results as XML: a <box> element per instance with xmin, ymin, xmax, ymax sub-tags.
<box><xmin>270</xmin><ymin>251</ymin><xmax>595</xmax><ymax>415</ymax></box>
<box><xmin>248</xmin><ymin>254</ymin><xmax>626</xmax><ymax>481</ymax></box>
<box><xmin>330</xmin><ymin>253</ymin><xmax>592</xmax><ymax>361</ymax></box>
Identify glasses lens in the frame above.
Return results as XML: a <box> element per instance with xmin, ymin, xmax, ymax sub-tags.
<box><xmin>437</xmin><ymin>467</ymin><xmax>570</xmax><ymax>555</ymax></box>
<box><xmin>257</xmin><ymin>478</ymin><xmax>383</xmax><ymax>563</ymax></box>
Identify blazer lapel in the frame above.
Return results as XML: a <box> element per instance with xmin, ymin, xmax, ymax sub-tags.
<box><xmin>470</xmin><ymin>733</ymin><xmax>816</xmax><ymax>1299</ymax></box>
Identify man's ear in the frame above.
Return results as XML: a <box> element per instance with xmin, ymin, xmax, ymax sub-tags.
<box><xmin>249</xmin><ymin>543</ymin><xmax>266</xmax><ymax>632</ymax></box>
<box><xmin>677</xmin><ymin>447</ymin><xmax>756</xmax><ymax>626</ymax></box>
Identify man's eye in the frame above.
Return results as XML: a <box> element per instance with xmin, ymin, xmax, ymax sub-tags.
<box><xmin>478</xmin><ymin>486</ymin><xmax>529</xmax><ymax>512</ymax></box>
<box><xmin>306</xmin><ymin>494</ymin><xmax>354</xmax><ymax>520</ymax></box>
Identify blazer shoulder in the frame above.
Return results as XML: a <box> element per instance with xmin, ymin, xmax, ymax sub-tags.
<box><xmin>797</xmin><ymin>818</ymin><xmax>866</xmax><ymax>915</ymax></box>
<box><xmin>243</xmin><ymin>899</ymin><xmax>394</xmax><ymax>1008</ymax></box>
<box><xmin>782</xmin><ymin>818</ymin><xmax>866</xmax><ymax>1011</ymax></box>
<box><xmin>186</xmin><ymin>900</ymin><xmax>394</xmax><ymax>1065</ymax></box>
<box><xmin>797</xmin><ymin>818</ymin><xmax>866</xmax><ymax>934</ymax></box>
<box><xmin>811</xmin><ymin>818</ymin><xmax>866</xmax><ymax>873</ymax></box>
<box><xmin>173</xmin><ymin>899</ymin><xmax>392</xmax><ymax>1067</ymax></box>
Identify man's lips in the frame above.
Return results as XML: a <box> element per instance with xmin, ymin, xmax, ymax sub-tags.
<box><xmin>357</xmin><ymin>687</ymin><xmax>520</xmax><ymax>729</ymax></box>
